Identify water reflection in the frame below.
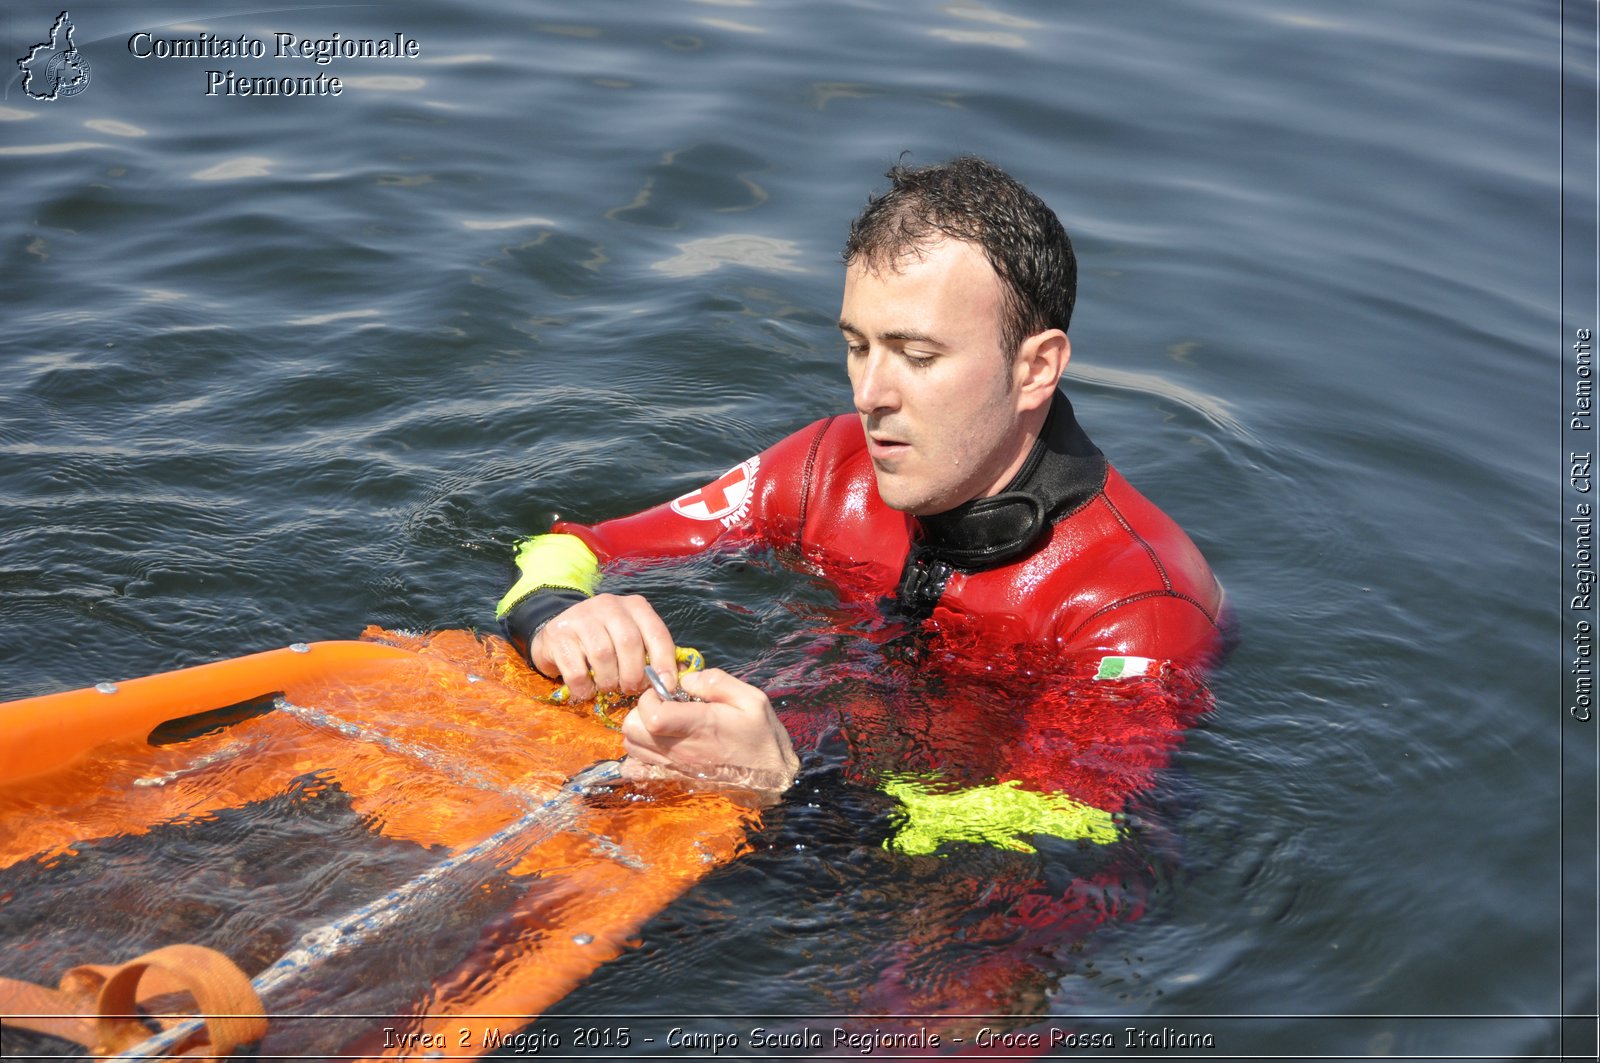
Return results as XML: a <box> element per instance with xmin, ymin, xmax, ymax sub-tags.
<box><xmin>83</xmin><ymin>119</ymin><xmax>148</xmax><ymax>137</ymax></box>
<box><xmin>461</xmin><ymin>216</ymin><xmax>556</xmax><ymax>231</ymax></box>
<box><xmin>0</xmin><ymin>141</ymin><xmax>110</xmax><ymax>156</ymax></box>
<box><xmin>652</xmin><ymin>234</ymin><xmax>807</xmax><ymax>277</ymax></box>
<box><xmin>285</xmin><ymin>308</ymin><xmax>382</xmax><ymax>327</ymax></box>
<box><xmin>925</xmin><ymin>28</ymin><xmax>1030</xmax><ymax>49</ymax></box>
<box><xmin>191</xmin><ymin>155</ymin><xmax>274</xmax><ymax>181</ymax></box>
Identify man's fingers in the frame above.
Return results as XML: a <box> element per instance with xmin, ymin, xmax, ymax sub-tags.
<box><xmin>540</xmin><ymin>627</ymin><xmax>595</xmax><ymax>702</ymax></box>
<box><xmin>618</xmin><ymin>673</ymin><xmax>796</xmax><ymax>800</ymax></box>
<box><xmin>626</xmin><ymin>694</ymin><xmax>704</xmax><ymax>742</ymax></box>
<box><xmin>602</xmin><ymin>598</ymin><xmax>660</xmax><ymax>693</ymax></box>
<box><xmin>619</xmin><ymin>691</ymin><xmax>681</xmax><ymax>765</ymax></box>
<box><xmin>622</xmin><ymin>671</ymin><xmax>766</xmax><ymax>749</ymax></box>
<box><xmin>585</xmin><ymin>624</ymin><xmax>624</xmax><ymax>696</ymax></box>
<box><xmin>585</xmin><ymin>594</ymin><xmax>674</xmax><ymax>695</ymax></box>
<box><xmin>635</xmin><ymin>608</ymin><xmax>679</xmax><ymax>695</ymax></box>
<box><xmin>531</xmin><ymin>593</ymin><xmax>681</xmax><ymax>700</ymax></box>
<box><xmin>677</xmin><ymin>668</ymin><xmax>758</xmax><ymax>710</ymax></box>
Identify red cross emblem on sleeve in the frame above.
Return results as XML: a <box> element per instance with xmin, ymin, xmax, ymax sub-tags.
<box><xmin>670</xmin><ymin>457</ymin><xmax>759</xmax><ymax>523</ymax></box>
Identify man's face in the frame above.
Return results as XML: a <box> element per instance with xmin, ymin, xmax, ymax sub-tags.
<box><xmin>839</xmin><ymin>238</ymin><xmax>1033</xmax><ymax>516</ymax></box>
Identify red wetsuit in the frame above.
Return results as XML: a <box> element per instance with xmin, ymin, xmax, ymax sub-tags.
<box><xmin>498</xmin><ymin>392</ymin><xmax>1227</xmax><ymax>1018</ymax></box>
<box><xmin>505</xmin><ymin>391</ymin><xmax>1225</xmax><ymax>672</ymax></box>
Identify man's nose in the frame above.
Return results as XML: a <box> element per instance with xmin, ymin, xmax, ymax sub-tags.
<box><xmin>852</xmin><ymin>349</ymin><xmax>898</xmax><ymax>415</ymax></box>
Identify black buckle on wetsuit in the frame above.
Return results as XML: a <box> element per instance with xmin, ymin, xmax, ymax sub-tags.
<box><xmin>892</xmin><ymin>546</ymin><xmax>953</xmax><ymax>624</ymax></box>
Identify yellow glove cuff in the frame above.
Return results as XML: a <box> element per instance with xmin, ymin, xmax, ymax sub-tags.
<box><xmin>495</xmin><ymin>533</ymin><xmax>601</xmax><ymax>618</ymax></box>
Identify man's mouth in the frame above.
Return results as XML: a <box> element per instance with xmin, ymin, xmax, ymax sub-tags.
<box><xmin>866</xmin><ymin>433</ymin><xmax>910</xmax><ymax>461</ymax></box>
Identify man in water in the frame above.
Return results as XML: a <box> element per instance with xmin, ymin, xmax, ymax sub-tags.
<box><xmin>498</xmin><ymin>156</ymin><xmax>1224</xmax><ymax>799</ymax></box>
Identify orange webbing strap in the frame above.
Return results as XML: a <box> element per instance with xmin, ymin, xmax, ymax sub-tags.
<box><xmin>0</xmin><ymin>944</ymin><xmax>265</xmax><ymax>1059</ymax></box>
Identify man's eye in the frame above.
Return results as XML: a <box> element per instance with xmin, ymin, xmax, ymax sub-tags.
<box><xmin>844</xmin><ymin>342</ymin><xmax>867</xmax><ymax>355</ymax></box>
<box><xmin>903</xmin><ymin>352</ymin><xmax>936</xmax><ymax>367</ymax></box>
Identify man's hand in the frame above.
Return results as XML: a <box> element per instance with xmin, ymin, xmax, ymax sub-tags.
<box><xmin>621</xmin><ymin>669</ymin><xmax>799</xmax><ymax>800</ymax></box>
<box><xmin>529</xmin><ymin>593</ymin><xmax>678</xmax><ymax>703</ymax></box>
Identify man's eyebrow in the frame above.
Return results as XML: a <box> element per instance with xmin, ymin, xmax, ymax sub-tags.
<box><xmin>836</xmin><ymin>320</ymin><xmax>945</xmax><ymax>347</ymax></box>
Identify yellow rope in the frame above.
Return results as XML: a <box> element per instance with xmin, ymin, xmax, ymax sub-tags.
<box><xmin>540</xmin><ymin>646</ymin><xmax>705</xmax><ymax>728</ymax></box>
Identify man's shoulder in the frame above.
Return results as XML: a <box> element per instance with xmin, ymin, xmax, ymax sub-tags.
<box><xmin>756</xmin><ymin>413</ymin><xmax>870</xmax><ymax>495</ymax></box>
<box><xmin>765</xmin><ymin>413</ymin><xmax>864</xmax><ymax>462</ymax></box>
<box><xmin>1043</xmin><ymin>466</ymin><xmax>1217</xmax><ymax>599</ymax></box>
<box><xmin>751</xmin><ymin>412</ymin><xmax>912</xmax><ymax>567</ymax></box>
<box><xmin>1041</xmin><ymin>464</ymin><xmax>1225</xmax><ymax>663</ymax></box>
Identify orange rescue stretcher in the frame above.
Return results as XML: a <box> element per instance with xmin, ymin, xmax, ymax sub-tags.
<box><xmin>0</xmin><ymin>628</ymin><xmax>757</xmax><ymax>1060</ymax></box>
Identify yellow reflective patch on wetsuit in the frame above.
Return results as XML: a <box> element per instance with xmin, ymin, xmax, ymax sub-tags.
<box><xmin>883</xmin><ymin>777</ymin><xmax>1119</xmax><ymax>856</ymax></box>
<box><xmin>495</xmin><ymin>534</ymin><xmax>601</xmax><ymax>618</ymax></box>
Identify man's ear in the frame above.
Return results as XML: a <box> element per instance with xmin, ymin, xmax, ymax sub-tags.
<box><xmin>1014</xmin><ymin>329</ymin><xmax>1070</xmax><ymax>412</ymax></box>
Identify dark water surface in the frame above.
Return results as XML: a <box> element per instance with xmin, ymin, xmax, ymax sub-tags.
<box><xmin>1</xmin><ymin>0</ymin><xmax>1589</xmax><ymax>1058</ymax></box>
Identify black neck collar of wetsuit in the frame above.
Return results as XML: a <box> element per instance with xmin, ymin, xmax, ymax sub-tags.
<box><xmin>913</xmin><ymin>390</ymin><xmax>1108</xmax><ymax>572</ymax></box>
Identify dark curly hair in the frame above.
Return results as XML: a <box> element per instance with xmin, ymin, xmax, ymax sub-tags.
<box><xmin>842</xmin><ymin>155</ymin><xmax>1077</xmax><ymax>358</ymax></box>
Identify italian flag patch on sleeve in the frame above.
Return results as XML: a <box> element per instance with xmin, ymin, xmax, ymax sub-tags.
<box><xmin>1094</xmin><ymin>655</ymin><xmax>1160</xmax><ymax>680</ymax></box>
